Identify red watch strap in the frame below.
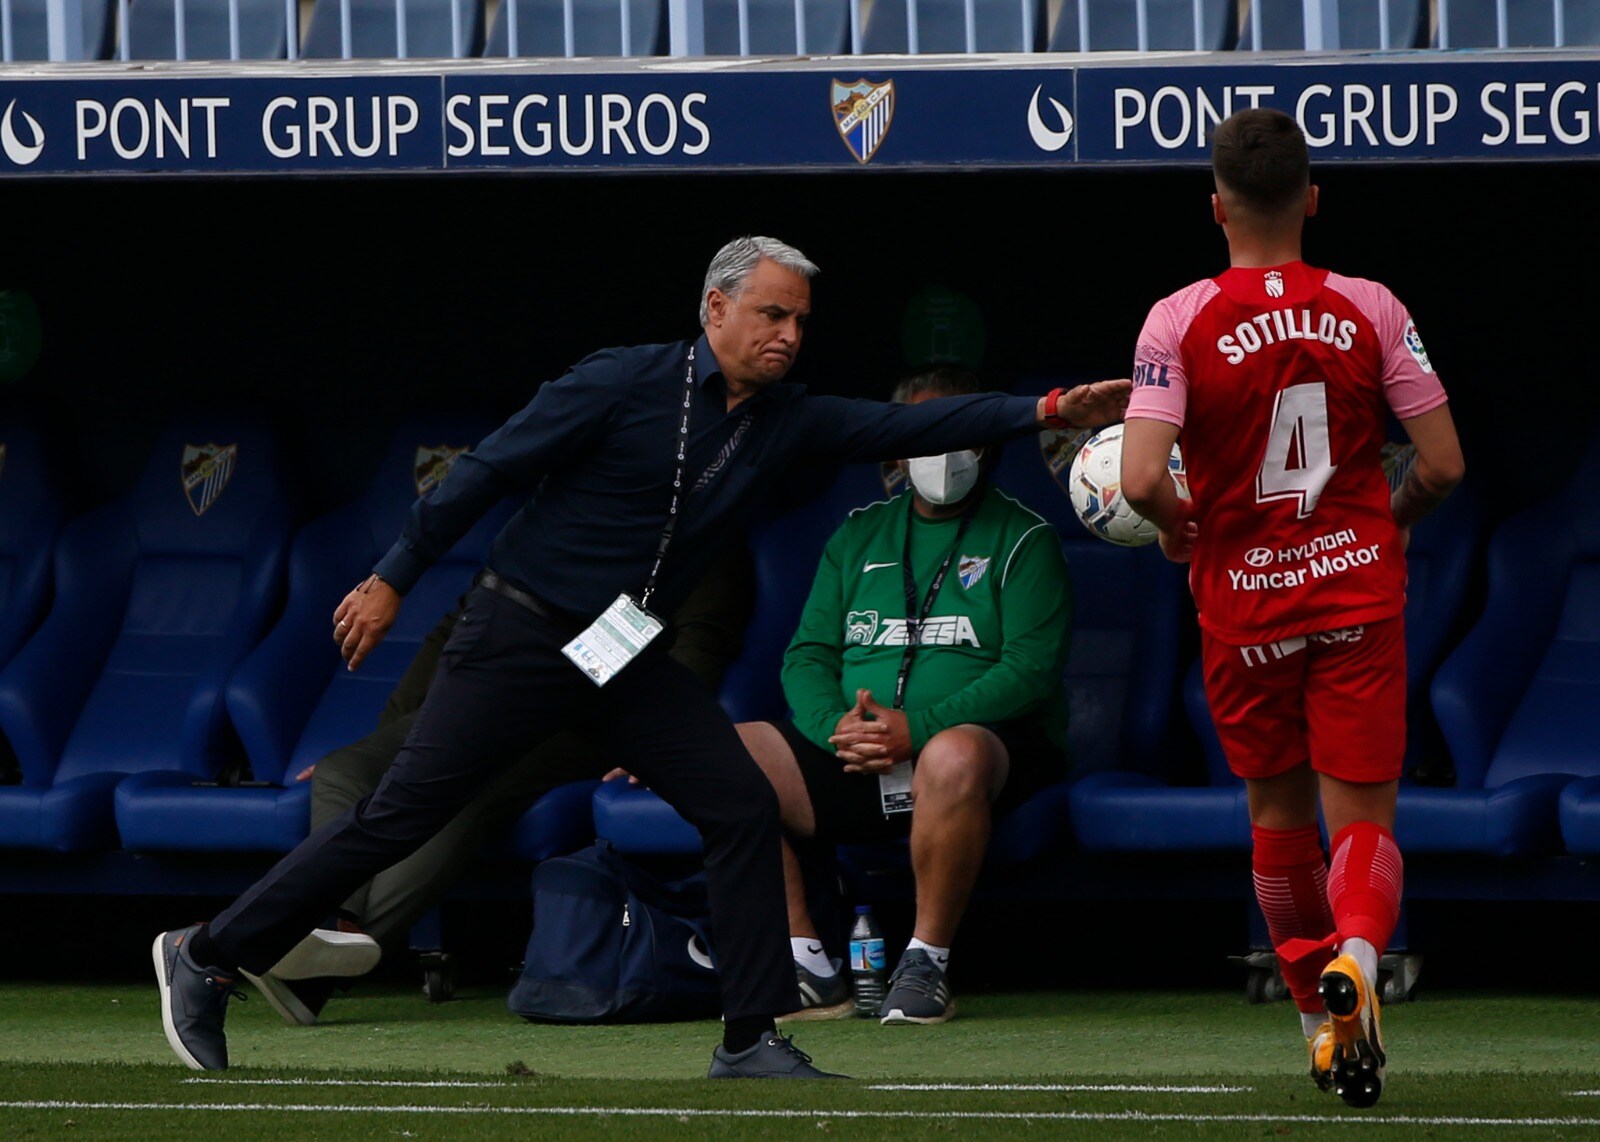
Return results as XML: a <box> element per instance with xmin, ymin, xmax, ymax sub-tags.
<box><xmin>1043</xmin><ymin>386</ymin><xmax>1071</xmax><ymax>429</ymax></box>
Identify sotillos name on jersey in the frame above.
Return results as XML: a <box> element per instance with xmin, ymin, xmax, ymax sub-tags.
<box><xmin>1228</xmin><ymin>544</ymin><xmax>1383</xmax><ymax>591</ymax></box>
<box><xmin>1217</xmin><ymin>309</ymin><xmax>1358</xmax><ymax>365</ymax></box>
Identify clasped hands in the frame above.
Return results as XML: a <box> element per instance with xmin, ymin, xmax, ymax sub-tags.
<box><xmin>828</xmin><ymin>688</ymin><xmax>912</xmax><ymax>775</ymax></box>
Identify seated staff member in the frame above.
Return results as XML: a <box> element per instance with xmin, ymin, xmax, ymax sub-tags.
<box><xmin>740</xmin><ymin>365</ymin><xmax>1073</xmax><ymax>1025</ymax></box>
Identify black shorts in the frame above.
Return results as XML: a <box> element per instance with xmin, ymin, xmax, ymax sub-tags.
<box><xmin>772</xmin><ymin>718</ymin><xmax>1068</xmax><ymax>844</ymax></box>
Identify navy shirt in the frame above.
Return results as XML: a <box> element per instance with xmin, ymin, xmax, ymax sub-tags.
<box><xmin>374</xmin><ymin>334</ymin><xmax>1041</xmax><ymax>618</ymax></box>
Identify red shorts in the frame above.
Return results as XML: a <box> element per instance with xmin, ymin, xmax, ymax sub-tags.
<box><xmin>1200</xmin><ymin>615</ymin><xmax>1406</xmax><ymax>783</ymax></box>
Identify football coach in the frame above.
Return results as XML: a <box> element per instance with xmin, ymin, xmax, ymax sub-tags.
<box><xmin>153</xmin><ymin>235</ymin><xmax>1130</xmax><ymax>1079</ymax></box>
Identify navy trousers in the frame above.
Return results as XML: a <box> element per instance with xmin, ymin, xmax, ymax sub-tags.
<box><xmin>210</xmin><ymin>582</ymin><xmax>798</xmax><ymax>1021</ymax></box>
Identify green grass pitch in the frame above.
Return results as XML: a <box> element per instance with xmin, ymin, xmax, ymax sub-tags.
<box><xmin>4</xmin><ymin>980</ymin><xmax>1600</xmax><ymax>1140</ymax></box>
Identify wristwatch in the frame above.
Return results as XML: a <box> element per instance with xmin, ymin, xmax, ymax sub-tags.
<box><xmin>1042</xmin><ymin>387</ymin><xmax>1074</xmax><ymax>430</ymax></box>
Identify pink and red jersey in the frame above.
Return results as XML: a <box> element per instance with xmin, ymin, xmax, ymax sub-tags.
<box><xmin>1127</xmin><ymin>261</ymin><xmax>1448</xmax><ymax>644</ymax></box>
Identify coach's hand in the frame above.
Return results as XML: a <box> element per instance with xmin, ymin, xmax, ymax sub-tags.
<box><xmin>333</xmin><ymin>574</ymin><xmax>400</xmax><ymax>671</ymax></box>
<box><xmin>1041</xmin><ymin>379</ymin><xmax>1132</xmax><ymax>430</ymax></box>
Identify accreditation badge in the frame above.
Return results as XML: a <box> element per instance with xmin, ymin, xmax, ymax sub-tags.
<box><xmin>561</xmin><ymin>594</ymin><xmax>665</xmax><ymax>686</ymax></box>
<box><xmin>879</xmin><ymin>761</ymin><xmax>914</xmax><ymax>816</ymax></box>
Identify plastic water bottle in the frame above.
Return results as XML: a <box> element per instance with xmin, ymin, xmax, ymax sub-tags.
<box><xmin>849</xmin><ymin>905</ymin><xmax>888</xmax><ymax>1017</ymax></box>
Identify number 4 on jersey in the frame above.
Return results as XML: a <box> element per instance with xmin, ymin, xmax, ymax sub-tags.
<box><xmin>1257</xmin><ymin>382</ymin><xmax>1336</xmax><ymax>519</ymax></box>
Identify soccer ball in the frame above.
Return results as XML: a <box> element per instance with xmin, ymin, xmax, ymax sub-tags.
<box><xmin>1067</xmin><ymin>423</ymin><xmax>1186</xmax><ymax>548</ymax></box>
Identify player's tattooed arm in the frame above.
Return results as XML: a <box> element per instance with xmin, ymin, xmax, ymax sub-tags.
<box><xmin>1393</xmin><ymin>405</ymin><xmax>1465</xmax><ymax>532</ymax></box>
<box><xmin>1390</xmin><ymin>464</ymin><xmax>1450</xmax><ymax>531</ymax></box>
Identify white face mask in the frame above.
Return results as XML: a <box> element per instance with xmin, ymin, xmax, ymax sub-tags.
<box><xmin>905</xmin><ymin>450</ymin><xmax>981</xmax><ymax>506</ymax></box>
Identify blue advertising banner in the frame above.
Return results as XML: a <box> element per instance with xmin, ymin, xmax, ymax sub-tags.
<box><xmin>439</xmin><ymin>69</ymin><xmax>1078</xmax><ymax>170</ymax></box>
<box><xmin>2</xmin><ymin>52</ymin><xmax>1599</xmax><ymax>177</ymax></box>
<box><xmin>1076</xmin><ymin>59</ymin><xmax>1600</xmax><ymax>163</ymax></box>
<box><xmin>0</xmin><ymin>75</ymin><xmax>442</xmax><ymax>174</ymax></box>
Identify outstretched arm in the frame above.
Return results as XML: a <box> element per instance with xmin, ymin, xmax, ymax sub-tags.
<box><xmin>808</xmin><ymin>380</ymin><xmax>1131</xmax><ymax>463</ymax></box>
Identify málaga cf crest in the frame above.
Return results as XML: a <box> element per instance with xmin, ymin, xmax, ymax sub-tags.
<box><xmin>181</xmin><ymin>443</ymin><xmax>237</xmax><ymax>517</ymax></box>
<box><xmin>1041</xmin><ymin>425</ymin><xmax>1096</xmax><ymax>497</ymax></box>
<box><xmin>415</xmin><ymin>445</ymin><xmax>470</xmax><ymax>497</ymax></box>
<box><xmin>832</xmin><ymin>79</ymin><xmax>894</xmax><ymax>164</ymax></box>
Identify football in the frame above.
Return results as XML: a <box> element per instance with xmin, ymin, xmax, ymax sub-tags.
<box><xmin>1067</xmin><ymin>423</ymin><xmax>1187</xmax><ymax>547</ymax></box>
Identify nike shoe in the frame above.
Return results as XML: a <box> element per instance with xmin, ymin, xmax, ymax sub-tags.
<box><xmin>241</xmin><ymin>970</ymin><xmax>337</xmax><ymax>1027</ymax></box>
<box><xmin>778</xmin><ymin>957</ymin><xmax>854</xmax><ymax>1023</ymax></box>
<box><xmin>708</xmin><ymin>1032</ymin><xmax>850</xmax><ymax>1079</ymax></box>
<box><xmin>152</xmin><ymin>925</ymin><xmax>244</xmax><ymax>1071</ymax></box>
<box><xmin>1307</xmin><ymin>1021</ymin><xmax>1335</xmax><ymax>1092</ymax></box>
<box><xmin>879</xmin><ymin>948</ymin><xmax>955</xmax><ymax>1025</ymax></box>
<box><xmin>1318</xmin><ymin>953</ymin><xmax>1387</xmax><ymax>1108</ymax></box>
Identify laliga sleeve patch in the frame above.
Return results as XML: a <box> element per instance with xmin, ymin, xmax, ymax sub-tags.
<box><xmin>1402</xmin><ymin>321</ymin><xmax>1433</xmax><ymax>374</ymax></box>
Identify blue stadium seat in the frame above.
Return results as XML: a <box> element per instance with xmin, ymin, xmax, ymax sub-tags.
<box><xmin>115</xmin><ymin>411</ymin><xmax>513</xmax><ymax>853</ymax></box>
<box><xmin>703</xmin><ymin>0</ymin><xmax>852</xmax><ymax>54</ymax></box>
<box><xmin>1425</xmin><ymin>431</ymin><xmax>1600</xmax><ymax>858</ymax></box>
<box><xmin>1235</xmin><ymin>0</ymin><xmax>1428</xmax><ymax>49</ymax></box>
<box><xmin>0</xmin><ymin>421</ymin><xmax>65</xmax><ymax>676</ymax></box>
<box><xmin>1049</xmin><ymin>0</ymin><xmax>1236</xmax><ymax>51</ymax></box>
<box><xmin>860</xmin><ymin>0</ymin><xmax>1048</xmax><ymax>52</ymax></box>
<box><xmin>481</xmin><ymin>0</ymin><xmax>667</xmax><ymax>56</ymax></box>
<box><xmin>126</xmin><ymin>0</ymin><xmax>294</xmax><ymax>59</ymax></box>
<box><xmin>1436</xmin><ymin>0</ymin><xmax>1600</xmax><ymax>47</ymax></box>
<box><xmin>1071</xmin><ymin>460</ymin><xmax>1485</xmax><ymax>854</ymax></box>
<box><xmin>302</xmin><ymin>0</ymin><xmax>485</xmax><ymax>58</ymax></box>
<box><xmin>2</xmin><ymin>0</ymin><xmax>117</xmax><ymax>59</ymax></box>
<box><xmin>0</xmin><ymin>413</ymin><xmax>294</xmax><ymax>852</ymax></box>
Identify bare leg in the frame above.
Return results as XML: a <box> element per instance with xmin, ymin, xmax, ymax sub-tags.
<box><xmin>907</xmin><ymin>726</ymin><xmax>1008</xmax><ymax>948</ymax></box>
<box><xmin>1318</xmin><ymin>776</ymin><xmax>1398</xmax><ymax>838</ymax></box>
<box><xmin>1245</xmin><ymin>762</ymin><xmax>1320</xmax><ymax>831</ymax></box>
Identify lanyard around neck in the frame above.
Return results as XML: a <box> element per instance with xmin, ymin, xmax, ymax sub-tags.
<box><xmin>640</xmin><ymin>345</ymin><xmax>755</xmax><ymax>609</ymax></box>
<box><xmin>893</xmin><ymin>494</ymin><xmax>975</xmax><ymax>710</ymax></box>
<box><xmin>640</xmin><ymin>348</ymin><xmax>698</xmax><ymax>610</ymax></box>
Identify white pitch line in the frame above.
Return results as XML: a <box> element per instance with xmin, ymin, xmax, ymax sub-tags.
<box><xmin>4</xmin><ymin>1101</ymin><xmax>1600</xmax><ymax>1127</ymax></box>
<box><xmin>183</xmin><ymin>1079</ymin><xmax>510</xmax><ymax>1089</ymax></box>
<box><xmin>870</xmin><ymin>1083</ymin><xmax>1254</xmax><ymax>1093</ymax></box>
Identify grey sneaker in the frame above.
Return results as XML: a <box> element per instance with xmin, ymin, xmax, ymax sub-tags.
<box><xmin>778</xmin><ymin>957</ymin><xmax>854</xmax><ymax>1023</ymax></box>
<box><xmin>879</xmin><ymin>948</ymin><xmax>955</xmax><ymax>1025</ymax></box>
<box><xmin>708</xmin><ymin>1033</ymin><xmax>850</xmax><ymax>1079</ymax></box>
<box><xmin>268</xmin><ymin>928</ymin><xmax>381</xmax><ymax>981</ymax></box>
<box><xmin>152</xmin><ymin>925</ymin><xmax>244</xmax><ymax>1070</ymax></box>
<box><xmin>241</xmin><ymin>969</ymin><xmax>335</xmax><ymax>1027</ymax></box>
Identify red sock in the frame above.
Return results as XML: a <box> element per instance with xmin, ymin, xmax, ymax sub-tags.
<box><xmin>1328</xmin><ymin>821</ymin><xmax>1404</xmax><ymax>953</ymax></box>
<box><xmin>1252</xmin><ymin>823</ymin><xmax>1336</xmax><ymax>1012</ymax></box>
